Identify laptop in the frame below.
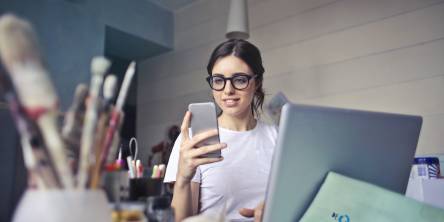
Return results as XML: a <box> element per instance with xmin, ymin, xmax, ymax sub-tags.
<box><xmin>263</xmin><ymin>103</ymin><xmax>422</xmax><ymax>222</ymax></box>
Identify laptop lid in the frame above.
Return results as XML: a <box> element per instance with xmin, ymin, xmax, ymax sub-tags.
<box><xmin>263</xmin><ymin>103</ymin><xmax>422</xmax><ymax>222</ymax></box>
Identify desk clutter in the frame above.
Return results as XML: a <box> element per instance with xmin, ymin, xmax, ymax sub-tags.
<box><xmin>0</xmin><ymin>14</ymin><xmax>173</xmax><ymax>222</ymax></box>
<box><xmin>406</xmin><ymin>156</ymin><xmax>444</xmax><ymax>210</ymax></box>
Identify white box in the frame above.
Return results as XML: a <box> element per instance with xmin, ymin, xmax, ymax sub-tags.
<box><xmin>406</xmin><ymin>178</ymin><xmax>444</xmax><ymax>210</ymax></box>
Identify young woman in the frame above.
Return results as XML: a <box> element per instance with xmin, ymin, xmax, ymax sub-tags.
<box><xmin>164</xmin><ymin>39</ymin><xmax>278</xmax><ymax>222</ymax></box>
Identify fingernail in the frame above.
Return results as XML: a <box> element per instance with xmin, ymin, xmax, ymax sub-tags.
<box><xmin>221</xmin><ymin>143</ymin><xmax>227</xmax><ymax>148</ymax></box>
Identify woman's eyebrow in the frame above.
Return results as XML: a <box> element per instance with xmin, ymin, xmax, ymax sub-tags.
<box><xmin>212</xmin><ymin>72</ymin><xmax>250</xmax><ymax>76</ymax></box>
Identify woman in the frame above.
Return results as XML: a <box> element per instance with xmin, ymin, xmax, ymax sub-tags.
<box><xmin>164</xmin><ymin>39</ymin><xmax>278</xmax><ymax>222</ymax></box>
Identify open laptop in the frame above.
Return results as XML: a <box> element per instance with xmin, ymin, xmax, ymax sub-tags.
<box><xmin>263</xmin><ymin>103</ymin><xmax>422</xmax><ymax>222</ymax></box>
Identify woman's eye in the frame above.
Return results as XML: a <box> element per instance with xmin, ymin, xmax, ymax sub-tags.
<box><xmin>234</xmin><ymin>77</ymin><xmax>248</xmax><ymax>84</ymax></box>
<box><xmin>213</xmin><ymin>78</ymin><xmax>224</xmax><ymax>85</ymax></box>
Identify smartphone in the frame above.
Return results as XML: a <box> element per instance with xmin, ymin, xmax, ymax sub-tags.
<box><xmin>188</xmin><ymin>102</ymin><xmax>221</xmax><ymax>158</ymax></box>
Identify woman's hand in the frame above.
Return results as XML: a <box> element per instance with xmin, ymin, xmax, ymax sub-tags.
<box><xmin>239</xmin><ymin>201</ymin><xmax>265</xmax><ymax>222</ymax></box>
<box><xmin>177</xmin><ymin>111</ymin><xmax>226</xmax><ymax>183</ymax></box>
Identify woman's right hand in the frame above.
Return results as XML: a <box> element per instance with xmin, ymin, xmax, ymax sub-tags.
<box><xmin>176</xmin><ymin>111</ymin><xmax>226</xmax><ymax>183</ymax></box>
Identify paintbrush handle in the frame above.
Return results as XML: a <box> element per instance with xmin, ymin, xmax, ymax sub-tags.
<box><xmin>89</xmin><ymin>109</ymin><xmax>122</xmax><ymax>188</ymax></box>
<box><xmin>77</xmin><ymin>57</ymin><xmax>109</xmax><ymax>189</ymax></box>
<box><xmin>2</xmin><ymin>95</ymin><xmax>61</xmax><ymax>190</ymax></box>
<box><xmin>115</xmin><ymin>62</ymin><xmax>135</xmax><ymax>110</ymax></box>
<box><xmin>100</xmin><ymin>110</ymin><xmax>121</xmax><ymax>167</ymax></box>
<box><xmin>106</xmin><ymin>111</ymin><xmax>124</xmax><ymax>164</ymax></box>
<box><xmin>88</xmin><ymin>111</ymin><xmax>110</xmax><ymax>189</ymax></box>
<box><xmin>36</xmin><ymin>113</ymin><xmax>74</xmax><ymax>188</ymax></box>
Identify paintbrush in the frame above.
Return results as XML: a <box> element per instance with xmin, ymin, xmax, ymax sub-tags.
<box><xmin>0</xmin><ymin>14</ymin><xmax>74</xmax><ymax>188</ymax></box>
<box><xmin>95</xmin><ymin>74</ymin><xmax>118</xmax><ymax>158</ymax></box>
<box><xmin>103</xmin><ymin>62</ymin><xmax>135</xmax><ymax>165</ymax></box>
<box><xmin>102</xmin><ymin>62</ymin><xmax>137</xmax><ymax>166</ymax></box>
<box><xmin>77</xmin><ymin>56</ymin><xmax>110</xmax><ymax>189</ymax></box>
<box><xmin>62</xmin><ymin>83</ymin><xmax>88</xmax><ymax>171</ymax></box>
<box><xmin>0</xmin><ymin>69</ymin><xmax>48</xmax><ymax>189</ymax></box>
<box><xmin>1</xmin><ymin>60</ymin><xmax>61</xmax><ymax>189</ymax></box>
<box><xmin>95</xmin><ymin>75</ymin><xmax>118</xmax><ymax>156</ymax></box>
<box><xmin>89</xmin><ymin>74</ymin><xmax>118</xmax><ymax>188</ymax></box>
<box><xmin>5</xmin><ymin>92</ymin><xmax>62</xmax><ymax>189</ymax></box>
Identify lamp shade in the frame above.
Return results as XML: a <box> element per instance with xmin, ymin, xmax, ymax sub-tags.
<box><xmin>226</xmin><ymin>0</ymin><xmax>249</xmax><ymax>39</ymax></box>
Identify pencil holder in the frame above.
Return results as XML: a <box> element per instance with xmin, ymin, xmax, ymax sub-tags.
<box><xmin>102</xmin><ymin>171</ymin><xmax>130</xmax><ymax>202</ymax></box>
<box><xmin>129</xmin><ymin>177</ymin><xmax>163</xmax><ymax>201</ymax></box>
<box><xmin>12</xmin><ymin>189</ymin><xmax>111</xmax><ymax>222</ymax></box>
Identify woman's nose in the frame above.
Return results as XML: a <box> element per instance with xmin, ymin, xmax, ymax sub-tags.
<box><xmin>224</xmin><ymin>80</ymin><xmax>235</xmax><ymax>94</ymax></box>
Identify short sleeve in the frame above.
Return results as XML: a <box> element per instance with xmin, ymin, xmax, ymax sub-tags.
<box><xmin>163</xmin><ymin>131</ymin><xmax>201</xmax><ymax>183</ymax></box>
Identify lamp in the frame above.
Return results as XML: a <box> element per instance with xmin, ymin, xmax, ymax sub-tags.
<box><xmin>226</xmin><ymin>0</ymin><xmax>249</xmax><ymax>39</ymax></box>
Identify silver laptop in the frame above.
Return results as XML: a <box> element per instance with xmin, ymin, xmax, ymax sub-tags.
<box><xmin>263</xmin><ymin>103</ymin><xmax>422</xmax><ymax>222</ymax></box>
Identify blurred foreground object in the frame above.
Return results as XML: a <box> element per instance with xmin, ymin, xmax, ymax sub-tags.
<box><xmin>13</xmin><ymin>190</ymin><xmax>111</xmax><ymax>222</ymax></box>
<box><xmin>301</xmin><ymin>172</ymin><xmax>444</xmax><ymax>222</ymax></box>
<box><xmin>0</xmin><ymin>14</ymin><xmax>73</xmax><ymax>188</ymax></box>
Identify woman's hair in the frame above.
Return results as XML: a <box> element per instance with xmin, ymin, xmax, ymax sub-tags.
<box><xmin>207</xmin><ymin>39</ymin><xmax>265</xmax><ymax>117</ymax></box>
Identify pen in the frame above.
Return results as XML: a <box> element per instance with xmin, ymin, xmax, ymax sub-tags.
<box><xmin>136</xmin><ymin>160</ymin><xmax>142</xmax><ymax>178</ymax></box>
<box><xmin>158</xmin><ymin>164</ymin><xmax>166</xmax><ymax>178</ymax></box>
<box><xmin>127</xmin><ymin>156</ymin><xmax>135</xmax><ymax>179</ymax></box>
<box><xmin>151</xmin><ymin>165</ymin><xmax>159</xmax><ymax>178</ymax></box>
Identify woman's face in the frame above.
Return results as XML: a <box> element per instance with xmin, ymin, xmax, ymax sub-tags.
<box><xmin>210</xmin><ymin>55</ymin><xmax>256</xmax><ymax>118</ymax></box>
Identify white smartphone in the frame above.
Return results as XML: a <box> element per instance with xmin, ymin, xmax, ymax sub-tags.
<box><xmin>188</xmin><ymin>102</ymin><xmax>221</xmax><ymax>158</ymax></box>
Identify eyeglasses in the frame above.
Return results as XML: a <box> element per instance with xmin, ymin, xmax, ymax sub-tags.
<box><xmin>206</xmin><ymin>73</ymin><xmax>257</xmax><ymax>91</ymax></box>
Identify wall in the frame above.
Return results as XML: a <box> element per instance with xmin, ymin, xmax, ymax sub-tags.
<box><xmin>137</xmin><ymin>0</ymin><xmax>444</xmax><ymax>161</ymax></box>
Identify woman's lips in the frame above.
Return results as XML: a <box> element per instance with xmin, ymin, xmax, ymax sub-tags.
<box><xmin>223</xmin><ymin>98</ymin><xmax>240</xmax><ymax>107</ymax></box>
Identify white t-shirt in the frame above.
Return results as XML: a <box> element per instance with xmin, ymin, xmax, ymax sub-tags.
<box><xmin>164</xmin><ymin>120</ymin><xmax>278</xmax><ymax>221</ymax></box>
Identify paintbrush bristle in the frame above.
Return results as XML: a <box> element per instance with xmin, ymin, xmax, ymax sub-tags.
<box><xmin>103</xmin><ymin>74</ymin><xmax>117</xmax><ymax>100</ymax></box>
<box><xmin>74</xmin><ymin>84</ymin><xmax>89</xmax><ymax>102</ymax></box>
<box><xmin>0</xmin><ymin>14</ymin><xmax>57</xmax><ymax>108</ymax></box>
<box><xmin>91</xmin><ymin>56</ymin><xmax>110</xmax><ymax>77</ymax></box>
<box><xmin>0</xmin><ymin>14</ymin><xmax>42</xmax><ymax>69</ymax></box>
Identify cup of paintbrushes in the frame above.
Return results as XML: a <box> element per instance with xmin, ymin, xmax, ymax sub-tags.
<box><xmin>13</xmin><ymin>189</ymin><xmax>112</xmax><ymax>222</ymax></box>
<box><xmin>102</xmin><ymin>170</ymin><xmax>129</xmax><ymax>202</ymax></box>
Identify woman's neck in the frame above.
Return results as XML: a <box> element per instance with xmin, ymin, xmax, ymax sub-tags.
<box><xmin>218</xmin><ymin>111</ymin><xmax>257</xmax><ymax>131</ymax></box>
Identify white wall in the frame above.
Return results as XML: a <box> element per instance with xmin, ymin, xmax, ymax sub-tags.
<box><xmin>137</xmin><ymin>0</ymin><xmax>444</xmax><ymax>163</ymax></box>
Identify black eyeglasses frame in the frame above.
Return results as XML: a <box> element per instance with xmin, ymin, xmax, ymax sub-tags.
<box><xmin>206</xmin><ymin>73</ymin><xmax>257</xmax><ymax>91</ymax></box>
